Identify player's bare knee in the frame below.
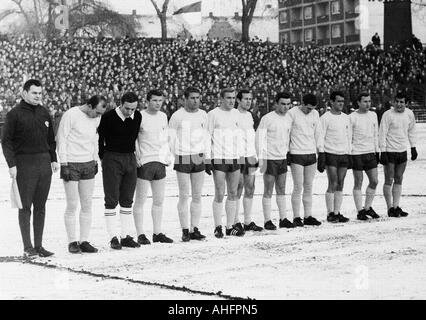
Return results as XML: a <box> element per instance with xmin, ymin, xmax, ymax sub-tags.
<box><xmin>369</xmin><ymin>179</ymin><xmax>378</xmax><ymax>189</ymax></box>
<box><xmin>245</xmin><ymin>189</ymin><xmax>255</xmax><ymax>198</ymax></box>
<box><xmin>65</xmin><ymin>201</ymin><xmax>79</xmax><ymax>214</ymax></box>
<box><xmin>179</xmin><ymin>193</ymin><xmax>190</xmax><ymax>202</ymax></box>
<box><xmin>191</xmin><ymin>193</ymin><xmax>202</xmax><ymax>203</ymax></box>
<box><xmin>214</xmin><ymin>193</ymin><xmax>225</xmax><ymax>203</ymax></box>
<box><xmin>263</xmin><ymin>188</ymin><xmax>273</xmax><ymax>198</ymax></box>
<box><xmin>394</xmin><ymin>176</ymin><xmax>403</xmax><ymax>185</ymax></box>
<box><xmin>227</xmin><ymin>191</ymin><xmax>239</xmax><ymax>201</ymax></box>
<box><xmin>384</xmin><ymin>179</ymin><xmax>393</xmax><ymax>186</ymax></box>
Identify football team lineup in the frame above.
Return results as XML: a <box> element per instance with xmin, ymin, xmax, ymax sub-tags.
<box><xmin>1</xmin><ymin>81</ymin><xmax>425</xmax><ymax>299</ymax></box>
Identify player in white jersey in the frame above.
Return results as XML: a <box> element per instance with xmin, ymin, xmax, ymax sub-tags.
<box><xmin>133</xmin><ymin>90</ymin><xmax>174</xmax><ymax>244</ymax></box>
<box><xmin>288</xmin><ymin>93</ymin><xmax>324</xmax><ymax>226</ymax></box>
<box><xmin>319</xmin><ymin>91</ymin><xmax>351</xmax><ymax>223</ymax></box>
<box><xmin>349</xmin><ymin>93</ymin><xmax>381</xmax><ymax>221</ymax></box>
<box><xmin>56</xmin><ymin>95</ymin><xmax>107</xmax><ymax>253</ymax></box>
<box><xmin>256</xmin><ymin>92</ymin><xmax>294</xmax><ymax>230</ymax></box>
<box><xmin>379</xmin><ymin>91</ymin><xmax>417</xmax><ymax>217</ymax></box>
<box><xmin>234</xmin><ymin>89</ymin><xmax>263</xmax><ymax>233</ymax></box>
<box><xmin>206</xmin><ymin>88</ymin><xmax>244</xmax><ymax>238</ymax></box>
<box><xmin>169</xmin><ymin>87</ymin><xmax>209</xmax><ymax>242</ymax></box>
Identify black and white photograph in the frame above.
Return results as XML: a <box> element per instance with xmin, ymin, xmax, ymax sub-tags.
<box><xmin>0</xmin><ymin>0</ymin><xmax>425</xmax><ymax>302</ymax></box>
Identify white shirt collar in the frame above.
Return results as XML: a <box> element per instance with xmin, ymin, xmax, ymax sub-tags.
<box><xmin>115</xmin><ymin>107</ymin><xmax>135</xmax><ymax>121</ymax></box>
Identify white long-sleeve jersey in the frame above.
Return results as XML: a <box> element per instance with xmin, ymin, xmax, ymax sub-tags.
<box><xmin>136</xmin><ymin>110</ymin><xmax>170</xmax><ymax>165</ymax></box>
<box><xmin>168</xmin><ymin>108</ymin><xmax>211</xmax><ymax>156</ymax></box>
<box><xmin>56</xmin><ymin>106</ymin><xmax>100</xmax><ymax>164</ymax></box>
<box><xmin>237</xmin><ymin>109</ymin><xmax>257</xmax><ymax>158</ymax></box>
<box><xmin>379</xmin><ymin>108</ymin><xmax>416</xmax><ymax>152</ymax></box>
<box><xmin>288</xmin><ymin>107</ymin><xmax>324</xmax><ymax>154</ymax></box>
<box><xmin>349</xmin><ymin>110</ymin><xmax>379</xmax><ymax>155</ymax></box>
<box><xmin>207</xmin><ymin>107</ymin><xmax>243</xmax><ymax>160</ymax></box>
<box><xmin>320</xmin><ymin>111</ymin><xmax>351</xmax><ymax>155</ymax></box>
<box><xmin>255</xmin><ymin>110</ymin><xmax>291</xmax><ymax>160</ymax></box>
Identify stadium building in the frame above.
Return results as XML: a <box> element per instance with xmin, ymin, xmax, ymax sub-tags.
<box><xmin>278</xmin><ymin>0</ymin><xmax>385</xmax><ymax>47</ymax></box>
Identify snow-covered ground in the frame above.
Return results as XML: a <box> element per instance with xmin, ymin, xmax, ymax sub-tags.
<box><xmin>1</xmin><ymin>125</ymin><xmax>426</xmax><ymax>300</ymax></box>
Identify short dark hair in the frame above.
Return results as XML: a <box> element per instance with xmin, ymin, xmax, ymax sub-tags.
<box><xmin>302</xmin><ymin>93</ymin><xmax>317</xmax><ymax>106</ymax></box>
<box><xmin>357</xmin><ymin>92</ymin><xmax>370</xmax><ymax>102</ymax></box>
<box><xmin>87</xmin><ymin>95</ymin><xmax>107</xmax><ymax>109</ymax></box>
<box><xmin>23</xmin><ymin>79</ymin><xmax>42</xmax><ymax>92</ymax></box>
<box><xmin>237</xmin><ymin>89</ymin><xmax>251</xmax><ymax>101</ymax></box>
<box><xmin>220</xmin><ymin>87</ymin><xmax>235</xmax><ymax>98</ymax></box>
<box><xmin>121</xmin><ymin>92</ymin><xmax>138</xmax><ymax>105</ymax></box>
<box><xmin>330</xmin><ymin>91</ymin><xmax>345</xmax><ymax>102</ymax></box>
<box><xmin>184</xmin><ymin>87</ymin><xmax>201</xmax><ymax>98</ymax></box>
<box><xmin>147</xmin><ymin>89</ymin><xmax>163</xmax><ymax>102</ymax></box>
<box><xmin>275</xmin><ymin>92</ymin><xmax>292</xmax><ymax>104</ymax></box>
<box><xmin>395</xmin><ymin>90</ymin><xmax>408</xmax><ymax>102</ymax></box>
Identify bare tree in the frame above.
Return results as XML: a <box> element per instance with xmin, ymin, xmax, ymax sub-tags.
<box><xmin>5</xmin><ymin>0</ymin><xmax>138</xmax><ymax>39</ymax></box>
<box><xmin>0</xmin><ymin>8</ymin><xmax>17</xmax><ymax>22</ymax></box>
<box><xmin>241</xmin><ymin>0</ymin><xmax>258</xmax><ymax>42</ymax></box>
<box><xmin>67</xmin><ymin>0</ymin><xmax>139</xmax><ymax>38</ymax></box>
<box><xmin>150</xmin><ymin>0</ymin><xmax>170</xmax><ymax>40</ymax></box>
<box><xmin>10</xmin><ymin>0</ymin><xmax>43</xmax><ymax>37</ymax></box>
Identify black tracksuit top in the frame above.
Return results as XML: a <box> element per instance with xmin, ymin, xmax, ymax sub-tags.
<box><xmin>97</xmin><ymin>108</ymin><xmax>142</xmax><ymax>159</ymax></box>
<box><xmin>1</xmin><ymin>100</ymin><xmax>57</xmax><ymax>168</ymax></box>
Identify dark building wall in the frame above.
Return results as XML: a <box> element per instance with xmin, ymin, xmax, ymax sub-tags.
<box><xmin>384</xmin><ymin>0</ymin><xmax>412</xmax><ymax>48</ymax></box>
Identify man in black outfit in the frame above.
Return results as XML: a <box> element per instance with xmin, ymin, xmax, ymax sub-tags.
<box><xmin>372</xmin><ymin>33</ymin><xmax>381</xmax><ymax>48</ymax></box>
<box><xmin>2</xmin><ymin>79</ymin><xmax>59</xmax><ymax>258</ymax></box>
<box><xmin>98</xmin><ymin>92</ymin><xmax>142</xmax><ymax>249</ymax></box>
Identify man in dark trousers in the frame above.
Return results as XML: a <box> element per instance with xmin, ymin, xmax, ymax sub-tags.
<box><xmin>372</xmin><ymin>33</ymin><xmax>381</xmax><ymax>48</ymax></box>
<box><xmin>98</xmin><ymin>91</ymin><xmax>142</xmax><ymax>249</ymax></box>
<box><xmin>2</xmin><ymin>79</ymin><xmax>59</xmax><ymax>258</ymax></box>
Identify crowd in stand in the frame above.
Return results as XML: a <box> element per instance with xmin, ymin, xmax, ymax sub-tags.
<box><xmin>0</xmin><ymin>35</ymin><xmax>425</xmax><ymax>123</ymax></box>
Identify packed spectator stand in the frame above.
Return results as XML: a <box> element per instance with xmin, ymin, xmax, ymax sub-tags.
<box><xmin>0</xmin><ymin>35</ymin><xmax>425</xmax><ymax>128</ymax></box>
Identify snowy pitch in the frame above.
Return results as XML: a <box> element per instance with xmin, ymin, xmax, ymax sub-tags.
<box><xmin>1</xmin><ymin>125</ymin><xmax>425</xmax><ymax>300</ymax></box>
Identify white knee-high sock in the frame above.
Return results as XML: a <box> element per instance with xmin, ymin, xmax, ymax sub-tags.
<box><xmin>225</xmin><ymin>199</ymin><xmax>237</xmax><ymax>229</ymax></box>
<box><xmin>120</xmin><ymin>207</ymin><xmax>133</xmax><ymax>238</ymax></box>
<box><xmin>334</xmin><ymin>191</ymin><xmax>343</xmax><ymax>214</ymax></box>
<box><xmin>392</xmin><ymin>184</ymin><xmax>402</xmax><ymax>208</ymax></box>
<box><xmin>212</xmin><ymin>200</ymin><xmax>223</xmax><ymax>227</ymax></box>
<box><xmin>243</xmin><ymin>197</ymin><xmax>253</xmax><ymax>225</ymax></box>
<box><xmin>79</xmin><ymin>210</ymin><xmax>92</xmax><ymax>242</ymax></box>
<box><xmin>190</xmin><ymin>200</ymin><xmax>202</xmax><ymax>231</ymax></box>
<box><xmin>325</xmin><ymin>192</ymin><xmax>334</xmax><ymax>213</ymax></box>
<box><xmin>234</xmin><ymin>199</ymin><xmax>240</xmax><ymax>224</ymax></box>
<box><xmin>291</xmin><ymin>191</ymin><xmax>302</xmax><ymax>218</ymax></box>
<box><xmin>302</xmin><ymin>192</ymin><xmax>313</xmax><ymax>218</ymax></box>
<box><xmin>178</xmin><ymin>195</ymin><xmax>189</xmax><ymax>229</ymax></box>
<box><xmin>364</xmin><ymin>187</ymin><xmax>376</xmax><ymax>211</ymax></box>
<box><xmin>105</xmin><ymin>209</ymin><xmax>117</xmax><ymax>240</ymax></box>
<box><xmin>262</xmin><ymin>197</ymin><xmax>272</xmax><ymax>222</ymax></box>
<box><xmin>353</xmin><ymin>189</ymin><xmax>363</xmax><ymax>212</ymax></box>
<box><xmin>152</xmin><ymin>204</ymin><xmax>163</xmax><ymax>235</ymax></box>
<box><xmin>64</xmin><ymin>211</ymin><xmax>77</xmax><ymax>243</ymax></box>
<box><xmin>133</xmin><ymin>199</ymin><xmax>146</xmax><ymax>237</ymax></box>
<box><xmin>383</xmin><ymin>184</ymin><xmax>392</xmax><ymax>209</ymax></box>
<box><xmin>276</xmin><ymin>195</ymin><xmax>287</xmax><ymax>220</ymax></box>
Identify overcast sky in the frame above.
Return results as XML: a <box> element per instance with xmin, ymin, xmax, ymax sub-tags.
<box><xmin>0</xmin><ymin>0</ymin><xmax>277</xmax><ymax>16</ymax></box>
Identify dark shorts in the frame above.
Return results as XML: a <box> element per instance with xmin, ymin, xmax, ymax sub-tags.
<box><xmin>61</xmin><ymin>161</ymin><xmax>97</xmax><ymax>181</ymax></box>
<box><xmin>385</xmin><ymin>151</ymin><xmax>408</xmax><ymax>165</ymax></box>
<box><xmin>290</xmin><ymin>153</ymin><xmax>317</xmax><ymax>167</ymax></box>
<box><xmin>212</xmin><ymin>159</ymin><xmax>240</xmax><ymax>173</ymax></box>
<box><xmin>137</xmin><ymin>162</ymin><xmax>166</xmax><ymax>181</ymax></box>
<box><xmin>174</xmin><ymin>154</ymin><xmax>205</xmax><ymax>174</ymax></box>
<box><xmin>261</xmin><ymin>159</ymin><xmax>288</xmax><ymax>176</ymax></box>
<box><xmin>240</xmin><ymin>156</ymin><xmax>258</xmax><ymax>175</ymax></box>
<box><xmin>325</xmin><ymin>153</ymin><xmax>350</xmax><ymax>168</ymax></box>
<box><xmin>351</xmin><ymin>153</ymin><xmax>378</xmax><ymax>171</ymax></box>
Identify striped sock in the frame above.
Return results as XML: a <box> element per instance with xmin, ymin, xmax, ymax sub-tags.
<box><xmin>105</xmin><ymin>209</ymin><xmax>117</xmax><ymax>239</ymax></box>
<box><xmin>119</xmin><ymin>207</ymin><xmax>133</xmax><ymax>238</ymax></box>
